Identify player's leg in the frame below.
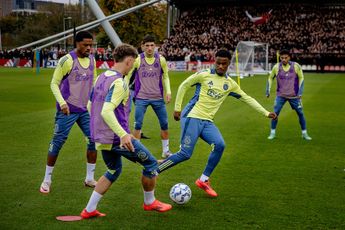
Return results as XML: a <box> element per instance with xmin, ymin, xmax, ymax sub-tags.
<box><xmin>151</xmin><ymin>99</ymin><xmax>171</xmax><ymax>158</ymax></box>
<box><xmin>195</xmin><ymin>122</ymin><xmax>225</xmax><ymax>197</ymax></box>
<box><xmin>157</xmin><ymin>117</ymin><xmax>202</xmax><ymax>174</ymax></box>
<box><xmin>81</xmin><ymin>149</ymin><xmax>122</xmax><ymax>218</ymax></box>
<box><xmin>40</xmin><ymin>112</ymin><xmax>78</xmax><ymax>194</ymax></box>
<box><xmin>77</xmin><ymin>111</ymin><xmax>98</xmax><ymax>187</ymax></box>
<box><xmin>119</xmin><ymin>139</ymin><xmax>172</xmax><ymax>212</ymax></box>
<box><xmin>133</xmin><ymin>99</ymin><xmax>149</xmax><ymax>139</ymax></box>
<box><xmin>289</xmin><ymin>98</ymin><xmax>312</xmax><ymax>140</ymax></box>
<box><xmin>268</xmin><ymin>96</ymin><xmax>287</xmax><ymax>139</ymax></box>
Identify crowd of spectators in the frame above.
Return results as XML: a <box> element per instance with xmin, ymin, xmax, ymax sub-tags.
<box><xmin>160</xmin><ymin>3</ymin><xmax>345</xmax><ymax>64</ymax></box>
<box><xmin>1</xmin><ymin>3</ymin><xmax>344</xmax><ymax>66</ymax></box>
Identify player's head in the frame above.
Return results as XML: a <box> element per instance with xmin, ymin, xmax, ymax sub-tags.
<box><xmin>112</xmin><ymin>43</ymin><xmax>138</xmax><ymax>75</ymax></box>
<box><xmin>215</xmin><ymin>49</ymin><xmax>231</xmax><ymax>76</ymax></box>
<box><xmin>279</xmin><ymin>49</ymin><xmax>291</xmax><ymax>65</ymax></box>
<box><xmin>75</xmin><ymin>31</ymin><xmax>93</xmax><ymax>58</ymax></box>
<box><xmin>142</xmin><ymin>34</ymin><xmax>156</xmax><ymax>57</ymax></box>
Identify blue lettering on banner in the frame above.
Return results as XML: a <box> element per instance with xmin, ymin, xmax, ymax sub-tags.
<box><xmin>46</xmin><ymin>60</ymin><xmax>58</xmax><ymax>68</ymax></box>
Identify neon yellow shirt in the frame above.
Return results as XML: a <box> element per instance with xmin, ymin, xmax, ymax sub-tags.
<box><xmin>175</xmin><ymin>69</ymin><xmax>269</xmax><ymax>121</ymax></box>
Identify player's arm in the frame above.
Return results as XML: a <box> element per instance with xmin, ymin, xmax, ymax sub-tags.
<box><xmin>50</xmin><ymin>55</ymin><xmax>72</xmax><ymax>115</ymax></box>
<box><xmin>266</xmin><ymin>64</ymin><xmax>278</xmax><ymax>97</ymax></box>
<box><xmin>230</xmin><ymin>80</ymin><xmax>274</xmax><ymax>118</ymax></box>
<box><xmin>160</xmin><ymin>56</ymin><xmax>172</xmax><ymax>103</ymax></box>
<box><xmin>174</xmin><ymin>72</ymin><xmax>203</xmax><ymax>120</ymax></box>
<box><xmin>124</xmin><ymin>57</ymin><xmax>140</xmax><ymax>86</ymax></box>
<box><xmin>101</xmin><ymin>79</ymin><xmax>134</xmax><ymax>151</ymax></box>
<box><xmin>295</xmin><ymin>63</ymin><xmax>304</xmax><ymax>97</ymax></box>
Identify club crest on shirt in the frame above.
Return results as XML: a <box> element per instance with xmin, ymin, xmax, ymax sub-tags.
<box><xmin>207</xmin><ymin>81</ymin><xmax>213</xmax><ymax>88</ymax></box>
<box><xmin>223</xmin><ymin>83</ymin><xmax>229</xmax><ymax>90</ymax></box>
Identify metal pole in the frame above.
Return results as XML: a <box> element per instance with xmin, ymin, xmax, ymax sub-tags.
<box><xmin>33</xmin><ymin>10</ymin><xmax>127</xmax><ymax>51</ymax></box>
<box><xmin>266</xmin><ymin>43</ymin><xmax>269</xmax><ymax>71</ymax></box>
<box><xmin>86</xmin><ymin>0</ymin><xmax>121</xmax><ymax>46</ymax></box>
<box><xmin>0</xmin><ymin>28</ymin><xmax>2</xmax><ymax>50</ymax></box>
<box><xmin>167</xmin><ymin>4</ymin><xmax>171</xmax><ymax>37</ymax></box>
<box><xmin>15</xmin><ymin>0</ymin><xmax>161</xmax><ymax>50</ymax></box>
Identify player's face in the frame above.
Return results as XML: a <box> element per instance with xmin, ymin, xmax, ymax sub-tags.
<box><xmin>143</xmin><ymin>42</ymin><xmax>155</xmax><ymax>57</ymax></box>
<box><xmin>76</xmin><ymin>38</ymin><xmax>93</xmax><ymax>57</ymax></box>
<box><xmin>280</xmin><ymin>54</ymin><xmax>290</xmax><ymax>65</ymax></box>
<box><xmin>215</xmin><ymin>57</ymin><xmax>230</xmax><ymax>76</ymax></box>
<box><xmin>123</xmin><ymin>56</ymin><xmax>135</xmax><ymax>75</ymax></box>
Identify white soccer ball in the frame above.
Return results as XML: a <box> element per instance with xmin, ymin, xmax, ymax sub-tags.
<box><xmin>169</xmin><ymin>183</ymin><xmax>192</xmax><ymax>204</ymax></box>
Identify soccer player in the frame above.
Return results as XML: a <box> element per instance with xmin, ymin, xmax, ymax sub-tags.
<box><xmin>266</xmin><ymin>49</ymin><xmax>312</xmax><ymax>140</ymax></box>
<box><xmin>39</xmin><ymin>31</ymin><xmax>98</xmax><ymax>194</ymax></box>
<box><xmin>80</xmin><ymin>43</ymin><xmax>172</xmax><ymax>219</ymax></box>
<box><xmin>157</xmin><ymin>49</ymin><xmax>277</xmax><ymax>197</ymax></box>
<box><xmin>125</xmin><ymin>34</ymin><xmax>172</xmax><ymax>158</ymax></box>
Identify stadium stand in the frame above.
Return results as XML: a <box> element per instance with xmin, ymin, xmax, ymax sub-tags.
<box><xmin>161</xmin><ymin>0</ymin><xmax>345</xmax><ymax>70</ymax></box>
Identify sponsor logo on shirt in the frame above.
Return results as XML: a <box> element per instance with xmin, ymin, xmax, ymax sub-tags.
<box><xmin>207</xmin><ymin>89</ymin><xmax>224</xmax><ymax>99</ymax></box>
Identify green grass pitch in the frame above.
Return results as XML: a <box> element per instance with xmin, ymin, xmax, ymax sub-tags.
<box><xmin>0</xmin><ymin>67</ymin><xmax>344</xmax><ymax>229</ymax></box>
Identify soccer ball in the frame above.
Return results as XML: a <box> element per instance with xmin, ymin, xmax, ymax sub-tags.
<box><xmin>169</xmin><ymin>183</ymin><xmax>192</xmax><ymax>204</ymax></box>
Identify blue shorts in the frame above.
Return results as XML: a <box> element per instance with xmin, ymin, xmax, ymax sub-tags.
<box><xmin>48</xmin><ymin>111</ymin><xmax>96</xmax><ymax>156</ymax></box>
<box><xmin>101</xmin><ymin>139</ymin><xmax>158</xmax><ymax>181</ymax></box>
<box><xmin>134</xmin><ymin>99</ymin><xmax>168</xmax><ymax>130</ymax></box>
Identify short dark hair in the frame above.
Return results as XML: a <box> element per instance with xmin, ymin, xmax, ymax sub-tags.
<box><xmin>142</xmin><ymin>34</ymin><xmax>156</xmax><ymax>44</ymax></box>
<box><xmin>75</xmin><ymin>31</ymin><xmax>93</xmax><ymax>42</ymax></box>
<box><xmin>215</xmin><ymin>49</ymin><xmax>231</xmax><ymax>59</ymax></box>
<box><xmin>113</xmin><ymin>43</ymin><xmax>138</xmax><ymax>62</ymax></box>
<box><xmin>280</xmin><ymin>49</ymin><xmax>291</xmax><ymax>56</ymax></box>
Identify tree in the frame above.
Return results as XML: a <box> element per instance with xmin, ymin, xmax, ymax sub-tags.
<box><xmin>98</xmin><ymin>0</ymin><xmax>167</xmax><ymax>48</ymax></box>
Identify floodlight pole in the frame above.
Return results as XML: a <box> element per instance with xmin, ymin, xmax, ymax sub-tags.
<box><xmin>86</xmin><ymin>0</ymin><xmax>122</xmax><ymax>46</ymax></box>
<box><xmin>167</xmin><ymin>3</ymin><xmax>171</xmax><ymax>37</ymax></box>
<box><xmin>63</xmin><ymin>17</ymin><xmax>72</xmax><ymax>51</ymax></box>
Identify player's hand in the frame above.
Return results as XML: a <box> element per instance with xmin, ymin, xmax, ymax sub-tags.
<box><xmin>173</xmin><ymin>111</ymin><xmax>181</xmax><ymax>121</ymax></box>
<box><xmin>165</xmin><ymin>94</ymin><xmax>171</xmax><ymax>104</ymax></box>
<box><xmin>268</xmin><ymin>112</ymin><xmax>277</xmax><ymax>120</ymax></box>
<box><xmin>120</xmin><ymin>134</ymin><xmax>135</xmax><ymax>152</ymax></box>
<box><xmin>61</xmin><ymin>104</ymin><xmax>70</xmax><ymax>115</ymax></box>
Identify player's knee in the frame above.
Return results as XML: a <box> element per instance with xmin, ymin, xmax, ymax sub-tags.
<box><xmin>48</xmin><ymin>140</ymin><xmax>65</xmax><ymax>156</ymax></box>
<box><xmin>142</xmin><ymin>160</ymin><xmax>158</xmax><ymax>178</ymax></box>
<box><xmin>87</xmin><ymin>141</ymin><xmax>96</xmax><ymax>151</ymax></box>
<box><xmin>177</xmin><ymin>149</ymin><xmax>192</xmax><ymax>161</ymax></box>
<box><xmin>160</xmin><ymin>121</ymin><xmax>168</xmax><ymax>131</ymax></box>
<box><xmin>134</xmin><ymin>121</ymin><xmax>142</xmax><ymax>130</ymax></box>
<box><xmin>214</xmin><ymin>140</ymin><xmax>225</xmax><ymax>152</ymax></box>
<box><xmin>104</xmin><ymin>167</ymin><xmax>122</xmax><ymax>183</ymax></box>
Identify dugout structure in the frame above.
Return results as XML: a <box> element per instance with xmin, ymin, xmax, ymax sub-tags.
<box><xmin>228</xmin><ymin>41</ymin><xmax>269</xmax><ymax>77</ymax></box>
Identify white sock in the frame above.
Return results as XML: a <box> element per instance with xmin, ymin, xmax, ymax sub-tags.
<box><xmin>144</xmin><ymin>190</ymin><xmax>155</xmax><ymax>205</ymax></box>
<box><xmin>44</xmin><ymin>165</ymin><xmax>54</xmax><ymax>183</ymax></box>
<box><xmin>200</xmin><ymin>174</ymin><xmax>209</xmax><ymax>182</ymax></box>
<box><xmin>302</xmin><ymin>130</ymin><xmax>307</xmax><ymax>134</ymax></box>
<box><xmin>86</xmin><ymin>191</ymin><xmax>103</xmax><ymax>212</ymax></box>
<box><xmin>162</xmin><ymin>139</ymin><xmax>169</xmax><ymax>153</ymax></box>
<box><xmin>86</xmin><ymin>163</ymin><xmax>96</xmax><ymax>181</ymax></box>
<box><xmin>270</xmin><ymin>129</ymin><xmax>276</xmax><ymax>134</ymax></box>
